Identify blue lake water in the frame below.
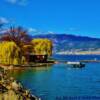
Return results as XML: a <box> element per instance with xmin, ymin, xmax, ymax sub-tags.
<box><xmin>9</xmin><ymin>55</ymin><xmax>100</xmax><ymax>100</ymax></box>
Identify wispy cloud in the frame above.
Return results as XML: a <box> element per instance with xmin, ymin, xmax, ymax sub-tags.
<box><xmin>28</xmin><ymin>28</ymin><xmax>37</xmax><ymax>33</ymax></box>
<box><xmin>47</xmin><ymin>31</ymin><xmax>55</xmax><ymax>34</ymax></box>
<box><xmin>6</xmin><ymin>0</ymin><xmax>28</xmax><ymax>6</ymax></box>
<box><xmin>0</xmin><ymin>17</ymin><xmax>9</xmax><ymax>34</ymax></box>
<box><xmin>28</xmin><ymin>28</ymin><xmax>40</xmax><ymax>35</ymax></box>
<box><xmin>28</xmin><ymin>28</ymin><xmax>56</xmax><ymax>35</ymax></box>
<box><xmin>0</xmin><ymin>17</ymin><xmax>9</xmax><ymax>25</ymax></box>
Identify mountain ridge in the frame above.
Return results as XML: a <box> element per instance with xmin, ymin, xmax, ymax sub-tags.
<box><xmin>32</xmin><ymin>34</ymin><xmax>100</xmax><ymax>53</ymax></box>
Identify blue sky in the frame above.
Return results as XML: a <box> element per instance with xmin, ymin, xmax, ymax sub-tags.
<box><xmin>0</xmin><ymin>0</ymin><xmax>100</xmax><ymax>38</ymax></box>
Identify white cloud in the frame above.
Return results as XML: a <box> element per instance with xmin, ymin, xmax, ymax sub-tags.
<box><xmin>28</xmin><ymin>28</ymin><xmax>56</xmax><ymax>35</ymax></box>
<box><xmin>28</xmin><ymin>28</ymin><xmax>37</xmax><ymax>33</ymax></box>
<box><xmin>0</xmin><ymin>29</ymin><xmax>9</xmax><ymax>34</ymax></box>
<box><xmin>48</xmin><ymin>31</ymin><xmax>55</xmax><ymax>34</ymax></box>
<box><xmin>6</xmin><ymin>0</ymin><xmax>28</xmax><ymax>6</ymax></box>
<box><xmin>0</xmin><ymin>17</ymin><xmax>9</xmax><ymax>24</ymax></box>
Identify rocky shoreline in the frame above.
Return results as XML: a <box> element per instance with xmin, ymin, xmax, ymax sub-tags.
<box><xmin>0</xmin><ymin>69</ymin><xmax>40</xmax><ymax>100</ymax></box>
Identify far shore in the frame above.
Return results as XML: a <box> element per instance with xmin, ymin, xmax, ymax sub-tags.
<box><xmin>55</xmin><ymin>53</ymin><xmax>100</xmax><ymax>55</ymax></box>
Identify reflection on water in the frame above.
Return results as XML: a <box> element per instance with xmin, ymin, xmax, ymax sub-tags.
<box><xmin>8</xmin><ymin>66</ymin><xmax>52</xmax><ymax>81</ymax></box>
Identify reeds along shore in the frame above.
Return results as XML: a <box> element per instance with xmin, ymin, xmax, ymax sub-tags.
<box><xmin>0</xmin><ymin>69</ymin><xmax>40</xmax><ymax>100</ymax></box>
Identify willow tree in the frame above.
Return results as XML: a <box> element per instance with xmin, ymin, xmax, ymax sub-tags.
<box><xmin>0</xmin><ymin>26</ymin><xmax>31</xmax><ymax>63</ymax></box>
<box><xmin>0</xmin><ymin>41</ymin><xmax>25</xmax><ymax>65</ymax></box>
<box><xmin>31</xmin><ymin>38</ymin><xmax>52</xmax><ymax>56</ymax></box>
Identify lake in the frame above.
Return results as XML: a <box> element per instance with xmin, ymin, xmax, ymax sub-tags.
<box><xmin>9</xmin><ymin>55</ymin><xmax>100</xmax><ymax>100</ymax></box>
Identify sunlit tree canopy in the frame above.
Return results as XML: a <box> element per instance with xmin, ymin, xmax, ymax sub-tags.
<box><xmin>0</xmin><ymin>41</ymin><xmax>26</xmax><ymax>65</ymax></box>
<box><xmin>31</xmin><ymin>38</ymin><xmax>52</xmax><ymax>56</ymax></box>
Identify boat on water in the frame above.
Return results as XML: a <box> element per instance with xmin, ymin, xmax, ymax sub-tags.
<box><xmin>67</xmin><ymin>61</ymin><xmax>85</xmax><ymax>68</ymax></box>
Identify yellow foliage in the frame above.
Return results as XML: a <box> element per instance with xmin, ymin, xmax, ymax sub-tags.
<box><xmin>0</xmin><ymin>39</ymin><xmax>52</xmax><ymax>65</ymax></box>
<box><xmin>0</xmin><ymin>41</ymin><xmax>22</xmax><ymax>65</ymax></box>
<box><xmin>31</xmin><ymin>38</ymin><xmax>52</xmax><ymax>56</ymax></box>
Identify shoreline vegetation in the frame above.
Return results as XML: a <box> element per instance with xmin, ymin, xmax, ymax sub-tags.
<box><xmin>0</xmin><ymin>60</ymin><xmax>55</xmax><ymax>70</ymax></box>
<box><xmin>0</xmin><ymin>26</ymin><xmax>52</xmax><ymax>65</ymax></box>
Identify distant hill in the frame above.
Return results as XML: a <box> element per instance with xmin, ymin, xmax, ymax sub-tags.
<box><xmin>30</xmin><ymin>34</ymin><xmax>100</xmax><ymax>53</ymax></box>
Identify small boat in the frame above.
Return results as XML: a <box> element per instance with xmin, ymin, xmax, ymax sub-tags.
<box><xmin>67</xmin><ymin>61</ymin><xmax>85</xmax><ymax>68</ymax></box>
